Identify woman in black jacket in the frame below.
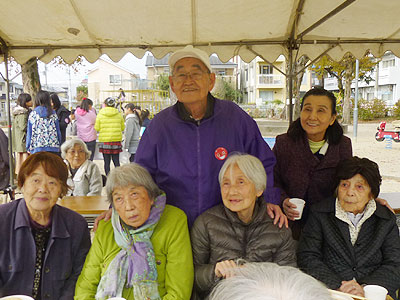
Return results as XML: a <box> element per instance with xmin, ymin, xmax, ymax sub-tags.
<box><xmin>297</xmin><ymin>157</ymin><xmax>400</xmax><ymax>299</ymax></box>
<box><xmin>190</xmin><ymin>153</ymin><xmax>296</xmax><ymax>299</ymax></box>
<box><xmin>50</xmin><ymin>93</ymin><xmax>70</xmax><ymax>144</ymax></box>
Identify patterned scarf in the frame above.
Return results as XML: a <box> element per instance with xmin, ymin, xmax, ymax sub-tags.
<box><xmin>95</xmin><ymin>194</ymin><xmax>166</xmax><ymax>300</ymax></box>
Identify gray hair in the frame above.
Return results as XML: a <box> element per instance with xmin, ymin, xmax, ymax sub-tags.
<box><xmin>61</xmin><ymin>138</ymin><xmax>91</xmax><ymax>160</ymax></box>
<box><xmin>209</xmin><ymin>262</ymin><xmax>333</xmax><ymax>300</ymax></box>
<box><xmin>218</xmin><ymin>153</ymin><xmax>266</xmax><ymax>192</ymax></box>
<box><xmin>105</xmin><ymin>163</ymin><xmax>162</xmax><ymax>204</ymax></box>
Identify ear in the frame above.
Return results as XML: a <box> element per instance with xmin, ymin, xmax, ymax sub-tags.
<box><xmin>330</xmin><ymin>113</ymin><xmax>337</xmax><ymax>126</ymax></box>
<box><xmin>256</xmin><ymin>190</ymin><xmax>263</xmax><ymax>197</ymax></box>
<box><xmin>169</xmin><ymin>76</ymin><xmax>176</xmax><ymax>93</ymax></box>
<box><xmin>208</xmin><ymin>73</ymin><xmax>216</xmax><ymax>91</ymax></box>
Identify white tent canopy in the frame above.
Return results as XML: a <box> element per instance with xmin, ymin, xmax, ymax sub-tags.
<box><xmin>1</xmin><ymin>0</ymin><xmax>400</xmax><ymax>65</ymax></box>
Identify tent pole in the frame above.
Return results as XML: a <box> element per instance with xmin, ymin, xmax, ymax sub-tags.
<box><xmin>2</xmin><ymin>46</ymin><xmax>15</xmax><ymax>191</ymax></box>
<box><xmin>288</xmin><ymin>46</ymin><xmax>294</xmax><ymax>124</ymax></box>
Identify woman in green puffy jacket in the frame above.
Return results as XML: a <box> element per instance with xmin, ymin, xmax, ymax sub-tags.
<box><xmin>94</xmin><ymin>97</ymin><xmax>125</xmax><ymax>175</ymax></box>
<box><xmin>75</xmin><ymin>163</ymin><xmax>193</xmax><ymax>300</ymax></box>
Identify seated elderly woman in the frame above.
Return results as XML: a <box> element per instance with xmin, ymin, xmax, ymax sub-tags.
<box><xmin>209</xmin><ymin>262</ymin><xmax>333</xmax><ymax>300</ymax></box>
<box><xmin>191</xmin><ymin>153</ymin><xmax>296</xmax><ymax>299</ymax></box>
<box><xmin>297</xmin><ymin>156</ymin><xmax>400</xmax><ymax>299</ymax></box>
<box><xmin>61</xmin><ymin>138</ymin><xmax>102</xmax><ymax>196</ymax></box>
<box><xmin>74</xmin><ymin>163</ymin><xmax>194</xmax><ymax>300</ymax></box>
<box><xmin>0</xmin><ymin>152</ymin><xmax>91</xmax><ymax>299</ymax></box>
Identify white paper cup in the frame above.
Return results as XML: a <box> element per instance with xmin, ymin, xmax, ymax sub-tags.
<box><xmin>363</xmin><ymin>285</ymin><xmax>388</xmax><ymax>300</ymax></box>
<box><xmin>289</xmin><ymin>198</ymin><xmax>305</xmax><ymax>220</ymax></box>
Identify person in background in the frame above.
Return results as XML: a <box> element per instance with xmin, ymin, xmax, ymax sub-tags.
<box><xmin>12</xmin><ymin>92</ymin><xmax>33</xmax><ymax>175</ymax></box>
<box><xmin>124</xmin><ymin>103</ymin><xmax>142</xmax><ymax>162</ymax></box>
<box><xmin>75</xmin><ymin>98</ymin><xmax>97</xmax><ymax>161</ymax></box>
<box><xmin>95</xmin><ymin>97</ymin><xmax>125</xmax><ymax>175</ymax></box>
<box><xmin>208</xmin><ymin>262</ymin><xmax>334</xmax><ymax>300</ymax></box>
<box><xmin>50</xmin><ymin>93</ymin><xmax>70</xmax><ymax>145</ymax></box>
<box><xmin>297</xmin><ymin>157</ymin><xmax>400</xmax><ymax>299</ymax></box>
<box><xmin>26</xmin><ymin>90</ymin><xmax>62</xmax><ymax>155</ymax></box>
<box><xmin>66</xmin><ymin>108</ymin><xmax>77</xmax><ymax>139</ymax></box>
<box><xmin>0</xmin><ymin>152</ymin><xmax>91</xmax><ymax>299</ymax></box>
<box><xmin>0</xmin><ymin>127</ymin><xmax>10</xmax><ymax>191</ymax></box>
<box><xmin>191</xmin><ymin>153</ymin><xmax>296</xmax><ymax>299</ymax></box>
<box><xmin>74</xmin><ymin>164</ymin><xmax>193</xmax><ymax>300</ymax></box>
<box><xmin>140</xmin><ymin>109</ymin><xmax>151</xmax><ymax>129</ymax></box>
<box><xmin>61</xmin><ymin>138</ymin><xmax>102</xmax><ymax>196</ymax></box>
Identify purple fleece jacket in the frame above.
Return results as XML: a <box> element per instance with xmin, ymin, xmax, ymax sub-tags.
<box><xmin>135</xmin><ymin>98</ymin><xmax>279</xmax><ymax>226</ymax></box>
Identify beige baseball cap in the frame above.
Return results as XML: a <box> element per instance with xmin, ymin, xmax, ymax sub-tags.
<box><xmin>168</xmin><ymin>45</ymin><xmax>212</xmax><ymax>72</ymax></box>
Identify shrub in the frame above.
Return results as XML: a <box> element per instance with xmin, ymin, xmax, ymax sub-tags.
<box><xmin>393</xmin><ymin>100</ymin><xmax>400</xmax><ymax>118</ymax></box>
<box><xmin>356</xmin><ymin>98</ymin><xmax>388</xmax><ymax>120</ymax></box>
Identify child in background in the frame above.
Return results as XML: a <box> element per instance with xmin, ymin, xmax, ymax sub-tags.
<box><xmin>66</xmin><ymin>109</ymin><xmax>77</xmax><ymax>139</ymax></box>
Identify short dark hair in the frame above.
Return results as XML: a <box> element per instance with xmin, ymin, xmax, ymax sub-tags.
<box><xmin>80</xmin><ymin>98</ymin><xmax>93</xmax><ymax>112</ymax></box>
<box><xmin>335</xmin><ymin>156</ymin><xmax>382</xmax><ymax>199</ymax></box>
<box><xmin>18</xmin><ymin>152</ymin><xmax>69</xmax><ymax>197</ymax></box>
<box><xmin>287</xmin><ymin>87</ymin><xmax>343</xmax><ymax>144</ymax></box>
<box><xmin>17</xmin><ymin>93</ymin><xmax>32</xmax><ymax>108</ymax></box>
<box><xmin>50</xmin><ymin>93</ymin><xmax>61</xmax><ymax>110</ymax></box>
<box><xmin>35</xmin><ymin>90</ymin><xmax>53</xmax><ymax>117</ymax></box>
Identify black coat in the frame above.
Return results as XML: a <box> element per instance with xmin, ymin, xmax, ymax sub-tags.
<box><xmin>297</xmin><ymin>197</ymin><xmax>400</xmax><ymax>299</ymax></box>
<box><xmin>56</xmin><ymin>105</ymin><xmax>70</xmax><ymax>144</ymax></box>
<box><xmin>191</xmin><ymin>197</ymin><xmax>297</xmax><ymax>299</ymax></box>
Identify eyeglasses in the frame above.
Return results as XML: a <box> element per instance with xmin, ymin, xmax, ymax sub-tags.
<box><xmin>172</xmin><ymin>70</ymin><xmax>209</xmax><ymax>82</ymax></box>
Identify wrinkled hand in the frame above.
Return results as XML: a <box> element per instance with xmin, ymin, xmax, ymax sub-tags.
<box><xmin>215</xmin><ymin>260</ymin><xmax>237</xmax><ymax>279</ymax></box>
<box><xmin>93</xmin><ymin>208</ymin><xmax>112</xmax><ymax>232</ymax></box>
<box><xmin>376</xmin><ymin>197</ymin><xmax>395</xmax><ymax>214</ymax></box>
<box><xmin>267</xmin><ymin>203</ymin><xmax>288</xmax><ymax>228</ymax></box>
<box><xmin>282</xmin><ymin>198</ymin><xmax>300</xmax><ymax>221</ymax></box>
<box><xmin>339</xmin><ymin>280</ymin><xmax>364</xmax><ymax>297</ymax></box>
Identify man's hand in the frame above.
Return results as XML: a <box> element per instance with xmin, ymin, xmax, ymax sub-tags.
<box><xmin>376</xmin><ymin>197</ymin><xmax>395</xmax><ymax>214</ymax></box>
<box><xmin>93</xmin><ymin>208</ymin><xmax>112</xmax><ymax>232</ymax></box>
<box><xmin>338</xmin><ymin>280</ymin><xmax>364</xmax><ymax>297</ymax></box>
<box><xmin>282</xmin><ymin>198</ymin><xmax>300</xmax><ymax>221</ymax></box>
<box><xmin>266</xmin><ymin>203</ymin><xmax>288</xmax><ymax>228</ymax></box>
<box><xmin>215</xmin><ymin>260</ymin><xmax>237</xmax><ymax>279</ymax></box>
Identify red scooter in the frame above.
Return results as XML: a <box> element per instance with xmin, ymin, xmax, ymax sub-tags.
<box><xmin>375</xmin><ymin>121</ymin><xmax>400</xmax><ymax>142</ymax></box>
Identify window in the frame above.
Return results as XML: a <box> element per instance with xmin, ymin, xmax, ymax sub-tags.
<box><xmin>217</xmin><ymin>70</ymin><xmax>226</xmax><ymax>76</ymax></box>
<box><xmin>109</xmin><ymin>74</ymin><xmax>122</xmax><ymax>84</ymax></box>
<box><xmin>259</xmin><ymin>90</ymin><xmax>274</xmax><ymax>101</ymax></box>
<box><xmin>382</xmin><ymin>59</ymin><xmax>395</xmax><ymax>68</ymax></box>
<box><xmin>259</xmin><ymin>65</ymin><xmax>273</xmax><ymax>74</ymax></box>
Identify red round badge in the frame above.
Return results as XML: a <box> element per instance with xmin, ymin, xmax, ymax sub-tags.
<box><xmin>215</xmin><ymin>147</ymin><xmax>228</xmax><ymax>160</ymax></box>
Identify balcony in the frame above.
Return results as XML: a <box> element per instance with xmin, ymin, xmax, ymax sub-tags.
<box><xmin>258</xmin><ymin>74</ymin><xmax>285</xmax><ymax>86</ymax></box>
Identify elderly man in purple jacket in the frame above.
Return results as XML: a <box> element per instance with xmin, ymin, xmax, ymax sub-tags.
<box><xmin>132</xmin><ymin>46</ymin><xmax>286</xmax><ymax>227</ymax></box>
<box><xmin>94</xmin><ymin>46</ymin><xmax>286</xmax><ymax>229</ymax></box>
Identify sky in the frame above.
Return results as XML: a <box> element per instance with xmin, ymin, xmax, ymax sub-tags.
<box><xmin>0</xmin><ymin>52</ymin><xmax>150</xmax><ymax>87</ymax></box>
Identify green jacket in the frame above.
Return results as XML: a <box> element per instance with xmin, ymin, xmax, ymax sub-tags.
<box><xmin>12</xmin><ymin>105</ymin><xmax>29</xmax><ymax>152</ymax></box>
<box><xmin>74</xmin><ymin>205</ymin><xmax>194</xmax><ymax>300</ymax></box>
<box><xmin>94</xmin><ymin>106</ymin><xmax>125</xmax><ymax>142</ymax></box>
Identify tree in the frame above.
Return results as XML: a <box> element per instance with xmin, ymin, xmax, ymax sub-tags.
<box><xmin>287</xmin><ymin>56</ymin><xmax>309</xmax><ymax>120</ymax></box>
<box><xmin>21</xmin><ymin>57</ymin><xmax>41</xmax><ymax>99</ymax></box>
<box><xmin>156</xmin><ymin>73</ymin><xmax>170</xmax><ymax>91</ymax></box>
<box><xmin>76</xmin><ymin>85</ymin><xmax>88</xmax><ymax>102</ymax></box>
<box><xmin>213</xmin><ymin>79</ymin><xmax>242</xmax><ymax>103</ymax></box>
<box><xmin>311</xmin><ymin>53</ymin><xmax>376</xmax><ymax>124</ymax></box>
